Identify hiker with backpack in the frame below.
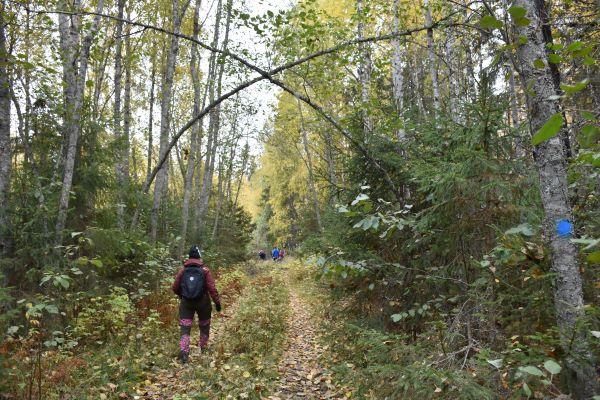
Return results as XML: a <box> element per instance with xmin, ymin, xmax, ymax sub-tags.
<box><xmin>271</xmin><ymin>246</ymin><xmax>280</xmax><ymax>261</ymax></box>
<box><xmin>172</xmin><ymin>245</ymin><xmax>221</xmax><ymax>363</ymax></box>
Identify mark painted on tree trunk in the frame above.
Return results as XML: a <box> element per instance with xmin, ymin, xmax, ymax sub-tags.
<box><xmin>556</xmin><ymin>219</ymin><xmax>573</xmax><ymax>238</ymax></box>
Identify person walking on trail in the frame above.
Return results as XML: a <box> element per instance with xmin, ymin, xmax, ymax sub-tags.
<box><xmin>259</xmin><ymin>249</ymin><xmax>266</xmax><ymax>260</ymax></box>
<box><xmin>172</xmin><ymin>245</ymin><xmax>221</xmax><ymax>364</ymax></box>
<box><xmin>271</xmin><ymin>246</ymin><xmax>280</xmax><ymax>261</ymax></box>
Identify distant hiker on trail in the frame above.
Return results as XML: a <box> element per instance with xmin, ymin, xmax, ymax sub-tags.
<box><xmin>172</xmin><ymin>245</ymin><xmax>221</xmax><ymax>364</ymax></box>
<box><xmin>259</xmin><ymin>249</ymin><xmax>266</xmax><ymax>260</ymax></box>
<box><xmin>272</xmin><ymin>246</ymin><xmax>280</xmax><ymax>261</ymax></box>
<box><xmin>279</xmin><ymin>248</ymin><xmax>286</xmax><ymax>261</ymax></box>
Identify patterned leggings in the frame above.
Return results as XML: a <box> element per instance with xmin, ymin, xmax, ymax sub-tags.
<box><xmin>179</xmin><ymin>296</ymin><xmax>212</xmax><ymax>354</ymax></box>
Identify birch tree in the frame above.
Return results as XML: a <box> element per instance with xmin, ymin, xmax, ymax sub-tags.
<box><xmin>423</xmin><ymin>0</ymin><xmax>440</xmax><ymax>119</ymax></box>
<box><xmin>55</xmin><ymin>0</ymin><xmax>105</xmax><ymax>245</ymax></box>
<box><xmin>179</xmin><ymin>0</ymin><xmax>203</xmax><ymax>256</ymax></box>
<box><xmin>150</xmin><ymin>0</ymin><xmax>191</xmax><ymax>242</ymax></box>
<box><xmin>0</xmin><ymin>0</ymin><xmax>11</xmax><ymax>255</ymax></box>
<box><xmin>513</xmin><ymin>1</ymin><xmax>598</xmax><ymax>396</ymax></box>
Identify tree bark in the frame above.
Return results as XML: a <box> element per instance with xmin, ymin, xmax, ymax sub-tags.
<box><xmin>196</xmin><ymin>0</ymin><xmax>231</xmax><ymax>236</ymax></box>
<box><xmin>55</xmin><ymin>0</ymin><xmax>105</xmax><ymax>245</ymax></box>
<box><xmin>122</xmin><ymin>20</ymin><xmax>132</xmax><ymax>183</ymax></box>
<box><xmin>424</xmin><ymin>0</ymin><xmax>440</xmax><ymax>120</ymax></box>
<box><xmin>356</xmin><ymin>0</ymin><xmax>372</xmax><ymax>139</ymax></box>
<box><xmin>150</xmin><ymin>0</ymin><xmax>190</xmax><ymax>242</ymax></box>
<box><xmin>391</xmin><ymin>0</ymin><xmax>406</xmax><ymax>143</ymax></box>
<box><xmin>298</xmin><ymin>100</ymin><xmax>323</xmax><ymax>232</ymax></box>
<box><xmin>0</xmin><ymin>0</ymin><xmax>12</xmax><ymax>255</ymax></box>
<box><xmin>113</xmin><ymin>0</ymin><xmax>125</xmax><ymax>227</ymax></box>
<box><xmin>514</xmin><ymin>1</ymin><xmax>599</xmax><ymax>397</ymax></box>
<box><xmin>179</xmin><ymin>0</ymin><xmax>202</xmax><ymax>256</ymax></box>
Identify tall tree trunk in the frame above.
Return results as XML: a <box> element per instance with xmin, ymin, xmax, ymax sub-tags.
<box><xmin>507</xmin><ymin>65</ymin><xmax>525</xmax><ymax>158</ymax></box>
<box><xmin>123</xmin><ymin>21</ymin><xmax>132</xmax><ymax>183</ymax></box>
<box><xmin>146</xmin><ymin>50</ymin><xmax>157</xmax><ymax>184</ymax></box>
<box><xmin>424</xmin><ymin>0</ymin><xmax>440</xmax><ymax>120</ymax></box>
<box><xmin>298</xmin><ymin>101</ymin><xmax>323</xmax><ymax>232</ymax></box>
<box><xmin>179</xmin><ymin>0</ymin><xmax>203</xmax><ymax>256</ymax></box>
<box><xmin>113</xmin><ymin>0</ymin><xmax>126</xmax><ymax>228</ymax></box>
<box><xmin>445</xmin><ymin>4</ymin><xmax>460</xmax><ymax>123</ymax></box>
<box><xmin>55</xmin><ymin>0</ymin><xmax>105</xmax><ymax>245</ymax></box>
<box><xmin>211</xmin><ymin>157</ymin><xmax>225</xmax><ymax>240</ymax></box>
<box><xmin>150</xmin><ymin>0</ymin><xmax>191</xmax><ymax>242</ymax></box>
<box><xmin>196</xmin><ymin>0</ymin><xmax>231</xmax><ymax>235</ymax></box>
<box><xmin>0</xmin><ymin>0</ymin><xmax>12</xmax><ymax>255</ymax></box>
<box><xmin>356</xmin><ymin>0</ymin><xmax>372</xmax><ymax>139</ymax></box>
<box><xmin>391</xmin><ymin>0</ymin><xmax>406</xmax><ymax>144</ymax></box>
<box><xmin>514</xmin><ymin>1</ymin><xmax>599</xmax><ymax>397</ymax></box>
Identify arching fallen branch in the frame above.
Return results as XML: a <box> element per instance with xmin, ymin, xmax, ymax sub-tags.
<box><xmin>15</xmin><ymin>2</ymin><xmax>458</xmax><ymax>193</ymax></box>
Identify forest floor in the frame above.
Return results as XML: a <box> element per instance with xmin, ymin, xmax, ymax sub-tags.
<box><xmin>134</xmin><ymin>260</ymin><xmax>344</xmax><ymax>400</ymax></box>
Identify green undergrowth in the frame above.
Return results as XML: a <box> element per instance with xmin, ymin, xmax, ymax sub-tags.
<box><xmin>179</xmin><ymin>263</ymin><xmax>290</xmax><ymax>399</ymax></box>
<box><xmin>1</xmin><ymin>265</ymin><xmax>249</xmax><ymax>400</ymax></box>
<box><xmin>286</xmin><ymin>260</ymin><xmax>499</xmax><ymax>400</ymax></box>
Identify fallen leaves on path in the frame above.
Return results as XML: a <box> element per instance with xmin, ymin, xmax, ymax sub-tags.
<box><xmin>269</xmin><ymin>288</ymin><xmax>343</xmax><ymax>400</ymax></box>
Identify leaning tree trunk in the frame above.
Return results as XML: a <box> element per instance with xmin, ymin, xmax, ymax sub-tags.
<box><xmin>514</xmin><ymin>1</ymin><xmax>599</xmax><ymax>397</ymax></box>
<box><xmin>179</xmin><ymin>0</ymin><xmax>203</xmax><ymax>256</ymax></box>
<box><xmin>150</xmin><ymin>0</ymin><xmax>191</xmax><ymax>242</ymax></box>
<box><xmin>0</xmin><ymin>0</ymin><xmax>12</xmax><ymax>255</ymax></box>
<box><xmin>55</xmin><ymin>0</ymin><xmax>105</xmax><ymax>245</ymax></box>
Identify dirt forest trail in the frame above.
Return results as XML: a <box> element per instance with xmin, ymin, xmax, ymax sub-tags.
<box><xmin>136</xmin><ymin>261</ymin><xmax>343</xmax><ymax>400</ymax></box>
<box><xmin>268</xmin><ymin>276</ymin><xmax>340</xmax><ymax>400</ymax></box>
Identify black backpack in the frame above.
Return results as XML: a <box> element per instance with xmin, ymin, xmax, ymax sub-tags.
<box><xmin>180</xmin><ymin>265</ymin><xmax>205</xmax><ymax>300</ymax></box>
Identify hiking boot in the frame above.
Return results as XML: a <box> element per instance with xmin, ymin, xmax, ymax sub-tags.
<box><xmin>178</xmin><ymin>350</ymin><xmax>189</xmax><ymax>364</ymax></box>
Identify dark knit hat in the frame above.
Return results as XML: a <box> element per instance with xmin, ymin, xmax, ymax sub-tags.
<box><xmin>189</xmin><ymin>245</ymin><xmax>202</xmax><ymax>259</ymax></box>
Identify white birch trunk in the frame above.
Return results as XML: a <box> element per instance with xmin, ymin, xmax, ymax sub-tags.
<box><xmin>391</xmin><ymin>0</ymin><xmax>406</xmax><ymax>143</ymax></box>
<box><xmin>55</xmin><ymin>0</ymin><xmax>105</xmax><ymax>245</ymax></box>
<box><xmin>0</xmin><ymin>1</ymin><xmax>12</xmax><ymax>254</ymax></box>
<box><xmin>150</xmin><ymin>0</ymin><xmax>191</xmax><ymax>242</ymax></box>
<box><xmin>298</xmin><ymin>101</ymin><xmax>323</xmax><ymax>232</ymax></box>
<box><xmin>514</xmin><ymin>1</ymin><xmax>599</xmax><ymax>396</ymax></box>
<box><xmin>113</xmin><ymin>0</ymin><xmax>125</xmax><ymax>227</ymax></box>
<box><xmin>424</xmin><ymin>0</ymin><xmax>440</xmax><ymax>120</ymax></box>
<box><xmin>179</xmin><ymin>0</ymin><xmax>203</xmax><ymax>256</ymax></box>
<box><xmin>356</xmin><ymin>0</ymin><xmax>372</xmax><ymax>138</ymax></box>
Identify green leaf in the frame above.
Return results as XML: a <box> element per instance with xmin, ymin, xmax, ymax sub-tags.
<box><xmin>587</xmin><ymin>251</ymin><xmax>600</xmax><ymax>264</ymax></box>
<box><xmin>531</xmin><ymin>113</ymin><xmax>563</xmax><ymax>146</ymax></box>
<box><xmin>548</xmin><ymin>54</ymin><xmax>561</xmax><ymax>64</ymax></box>
<box><xmin>45</xmin><ymin>304</ymin><xmax>59</xmax><ymax>314</ymax></box>
<box><xmin>480</xmin><ymin>15</ymin><xmax>503</xmax><ymax>29</ymax></box>
<box><xmin>583</xmin><ymin>56</ymin><xmax>595</xmax><ymax>66</ymax></box>
<box><xmin>487</xmin><ymin>359</ymin><xmax>503</xmax><ymax>369</ymax></box>
<box><xmin>523</xmin><ymin>382</ymin><xmax>532</xmax><ymax>397</ymax></box>
<box><xmin>581</xmin><ymin>111</ymin><xmax>596</xmax><ymax>121</ymax></box>
<box><xmin>505</xmin><ymin>224</ymin><xmax>534</xmax><ymax>236</ymax></box>
<box><xmin>514</xmin><ymin>16</ymin><xmax>531</xmax><ymax>27</ymax></box>
<box><xmin>351</xmin><ymin>193</ymin><xmax>369</xmax><ymax>205</ymax></box>
<box><xmin>508</xmin><ymin>6</ymin><xmax>526</xmax><ymax>19</ymax></box>
<box><xmin>517</xmin><ymin>35</ymin><xmax>528</xmax><ymax>45</ymax></box>
<box><xmin>560</xmin><ymin>79</ymin><xmax>589</xmax><ymax>94</ymax></box>
<box><xmin>565</xmin><ymin>41</ymin><xmax>583</xmax><ymax>52</ymax></box>
<box><xmin>391</xmin><ymin>314</ymin><xmax>402</xmax><ymax>323</ymax></box>
<box><xmin>543</xmin><ymin>359</ymin><xmax>562</xmax><ymax>375</ymax></box>
<box><xmin>519</xmin><ymin>365</ymin><xmax>544</xmax><ymax>376</ymax></box>
<box><xmin>579</xmin><ymin>125</ymin><xmax>599</xmax><ymax>148</ymax></box>
<box><xmin>533</xmin><ymin>59</ymin><xmax>545</xmax><ymax>69</ymax></box>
